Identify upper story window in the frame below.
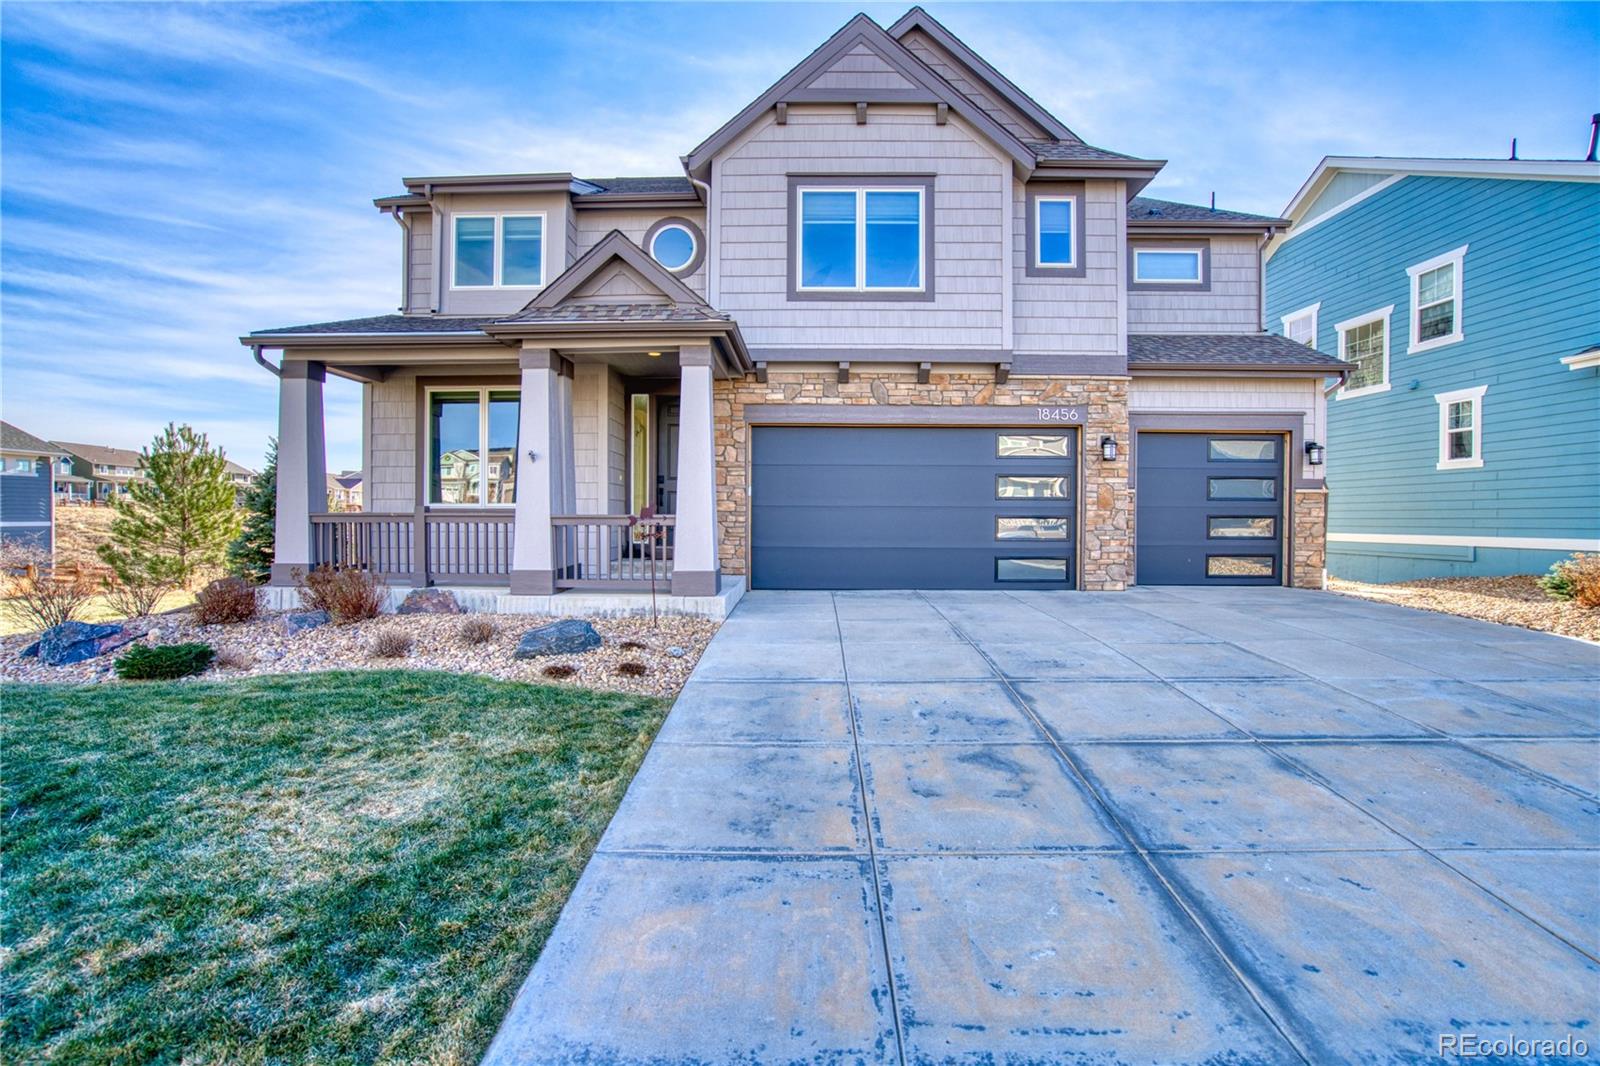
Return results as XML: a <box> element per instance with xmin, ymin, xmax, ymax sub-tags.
<box><xmin>792</xmin><ymin>181</ymin><xmax>929</xmax><ymax>298</ymax></box>
<box><xmin>1282</xmin><ymin>303</ymin><xmax>1320</xmax><ymax>349</ymax></box>
<box><xmin>1133</xmin><ymin>246</ymin><xmax>1205</xmax><ymax>285</ymax></box>
<box><xmin>1407</xmin><ymin>244</ymin><xmax>1467</xmax><ymax>353</ymax></box>
<box><xmin>427</xmin><ymin>387</ymin><xmax>521</xmax><ymax>505</ymax></box>
<box><xmin>644</xmin><ymin>217</ymin><xmax>705</xmax><ymax>275</ymax></box>
<box><xmin>452</xmin><ymin>214</ymin><xmax>545</xmax><ymax>289</ymax></box>
<box><xmin>1435</xmin><ymin>385</ymin><xmax>1486</xmax><ymax>470</ymax></box>
<box><xmin>1334</xmin><ymin>305</ymin><xmax>1394</xmax><ymax>399</ymax></box>
<box><xmin>1035</xmin><ymin>196</ymin><xmax>1075</xmax><ymax>268</ymax></box>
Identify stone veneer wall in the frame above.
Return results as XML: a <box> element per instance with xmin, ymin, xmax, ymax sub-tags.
<box><xmin>713</xmin><ymin>369</ymin><xmax>1132</xmax><ymax>590</ymax></box>
<box><xmin>1292</xmin><ymin>487</ymin><xmax>1329</xmax><ymax>590</ymax></box>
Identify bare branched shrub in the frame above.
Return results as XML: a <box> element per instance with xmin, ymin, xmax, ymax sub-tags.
<box><xmin>299</xmin><ymin>566</ymin><xmax>386</xmax><ymax>624</ymax></box>
<box><xmin>3</xmin><ymin>565</ymin><xmax>93</xmax><ymax>633</ymax></box>
<box><xmin>1565</xmin><ymin>554</ymin><xmax>1600</xmax><ymax>609</ymax></box>
<box><xmin>192</xmin><ymin>577</ymin><xmax>262</xmax><ymax>625</ymax></box>
<box><xmin>101</xmin><ymin>573</ymin><xmax>171</xmax><ymax>620</ymax></box>
<box><xmin>457</xmin><ymin>617</ymin><xmax>498</xmax><ymax>646</ymax></box>
<box><xmin>540</xmin><ymin>663</ymin><xmax>577</xmax><ymax>680</ymax></box>
<box><xmin>368</xmin><ymin>627</ymin><xmax>413</xmax><ymax>659</ymax></box>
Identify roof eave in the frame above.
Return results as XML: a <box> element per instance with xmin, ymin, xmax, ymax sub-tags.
<box><xmin>572</xmin><ymin>191</ymin><xmax>703</xmax><ymax>211</ymax></box>
<box><xmin>241</xmin><ymin>332</ymin><xmax>509</xmax><ymax>350</ymax></box>
<box><xmin>1128</xmin><ymin>218</ymin><xmax>1288</xmax><ymax>234</ymax></box>
<box><xmin>481</xmin><ymin>318</ymin><xmax>753</xmax><ymax>373</ymax></box>
<box><xmin>1129</xmin><ymin>361</ymin><xmax>1350</xmax><ymax>377</ymax></box>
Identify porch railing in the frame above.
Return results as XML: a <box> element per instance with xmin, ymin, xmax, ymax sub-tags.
<box><xmin>552</xmin><ymin>515</ymin><xmax>675</xmax><ymax>591</ymax></box>
<box><xmin>309</xmin><ymin>511</ymin><xmax>514</xmax><ymax>586</ymax></box>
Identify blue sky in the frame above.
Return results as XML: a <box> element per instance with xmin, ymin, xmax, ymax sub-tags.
<box><xmin>2</xmin><ymin>1</ymin><xmax>1595</xmax><ymax>472</ymax></box>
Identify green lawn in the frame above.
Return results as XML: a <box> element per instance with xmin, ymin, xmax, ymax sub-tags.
<box><xmin>1</xmin><ymin>671</ymin><xmax>668</xmax><ymax>1065</ymax></box>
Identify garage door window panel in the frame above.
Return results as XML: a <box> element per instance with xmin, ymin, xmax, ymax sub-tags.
<box><xmin>997</xmin><ymin>475</ymin><xmax>1069</xmax><ymax>499</ymax></box>
<box><xmin>1209</xmin><ymin>516</ymin><xmax>1276</xmax><ymax>539</ymax></box>
<box><xmin>1207</xmin><ymin>477</ymin><xmax>1276</xmax><ymax>500</ymax></box>
<box><xmin>1207</xmin><ymin>556</ymin><xmax>1276</xmax><ymax>578</ymax></box>
<box><xmin>996</xmin><ymin>517</ymin><xmax>1071</xmax><ymax>541</ymax></box>
<box><xmin>1208</xmin><ymin>439</ymin><xmax>1277</xmax><ymax>462</ymax></box>
<box><xmin>996</xmin><ymin>558</ymin><xmax>1069</xmax><ymax>582</ymax></box>
<box><xmin>997</xmin><ymin>434</ymin><xmax>1070</xmax><ymax>458</ymax></box>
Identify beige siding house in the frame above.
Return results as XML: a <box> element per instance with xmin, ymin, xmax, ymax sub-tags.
<box><xmin>246</xmin><ymin>8</ymin><xmax>1344</xmax><ymax>611</ymax></box>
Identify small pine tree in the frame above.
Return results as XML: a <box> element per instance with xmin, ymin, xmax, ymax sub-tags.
<box><xmin>98</xmin><ymin>423</ymin><xmax>242</xmax><ymax>589</ymax></box>
<box><xmin>228</xmin><ymin>439</ymin><xmax>277</xmax><ymax>584</ymax></box>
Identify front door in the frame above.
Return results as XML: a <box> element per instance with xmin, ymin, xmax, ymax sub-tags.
<box><xmin>655</xmin><ymin>399</ymin><xmax>680</xmax><ymax>513</ymax></box>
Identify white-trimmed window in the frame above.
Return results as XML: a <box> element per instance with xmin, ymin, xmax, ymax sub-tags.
<box><xmin>451</xmin><ymin>213</ymin><xmax>546</xmax><ymax>289</ymax></box>
<box><xmin>797</xmin><ymin>186</ymin><xmax>924</xmax><ymax>292</ymax></box>
<box><xmin>1335</xmin><ymin>305</ymin><xmax>1394</xmax><ymax>398</ymax></box>
<box><xmin>1133</xmin><ymin>246</ymin><xmax>1204</xmax><ymax>284</ymax></box>
<box><xmin>1034</xmin><ymin>195</ymin><xmax>1076</xmax><ymax>268</ymax></box>
<box><xmin>649</xmin><ymin>224</ymin><xmax>697</xmax><ymax>272</ymax></box>
<box><xmin>1407</xmin><ymin>244</ymin><xmax>1467</xmax><ymax>353</ymax></box>
<box><xmin>1281</xmin><ymin>302</ymin><xmax>1320</xmax><ymax>350</ymax></box>
<box><xmin>1435</xmin><ymin>385</ymin><xmax>1486</xmax><ymax>470</ymax></box>
<box><xmin>426</xmin><ymin>387</ymin><xmax>521</xmax><ymax>505</ymax></box>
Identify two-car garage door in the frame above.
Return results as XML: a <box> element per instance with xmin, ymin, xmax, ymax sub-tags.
<box><xmin>751</xmin><ymin>426</ymin><xmax>1077</xmax><ymax>590</ymax></box>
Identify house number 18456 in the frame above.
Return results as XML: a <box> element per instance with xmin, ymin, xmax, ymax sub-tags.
<box><xmin>1037</xmin><ymin>407</ymin><xmax>1083</xmax><ymax>423</ymax></box>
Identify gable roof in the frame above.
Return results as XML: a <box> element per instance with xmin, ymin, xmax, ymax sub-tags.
<box><xmin>683</xmin><ymin>12</ymin><xmax>1038</xmax><ymax>180</ymax></box>
<box><xmin>497</xmin><ymin>230</ymin><xmax>726</xmax><ymax>325</ymax></box>
<box><xmin>0</xmin><ymin>422</ymin><xmax>66</xmax><ymax>457</ymax></box>
<box><xmin>887</xmin><ymin>6</ymin><xmax>1074</xmax><ymax>143</ymax></box>
<box><xmin>1280</xmin><ymin>156</ymin><xmax>1600</xmax><ymax>230</ymax></box>
<box><xmin>54</xmin><ymin>441</ymin><xmax>145</xmax><ymax>470</ymax></box>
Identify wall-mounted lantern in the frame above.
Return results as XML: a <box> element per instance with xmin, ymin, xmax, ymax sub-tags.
<box><xmin>1099</xmin><ymin>436</ymin><xmax>1118</xmax><ymax>462</ymax></box>
<box><xmin>1305</xmin><ymin>441</ymin><xmax>1326</xmax><ymax>466</ymax></box>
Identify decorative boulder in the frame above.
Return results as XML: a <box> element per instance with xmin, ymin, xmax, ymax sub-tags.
<box><xmin>281</xmin><ymin>610</ymin><xmax>331</xmax><ymax>636</ymax></box>
<box><xmin>37</xmin><ymin>621</ymin><xmax>129</xmax><ymax>666</ymax></box>
<box><xmin>18</xmin><ymin>641</ymin><xmax>40</xmax><ymax>659</ymax></box>
<box><xmin>514</xmin><ymin>619</ymin><xmax>602</xmax><ymax>659</ymax></box>
<box><xmin>397</xmin><ymin>588</ymin><xmax>464</xmax><ymax>615</ymax></box>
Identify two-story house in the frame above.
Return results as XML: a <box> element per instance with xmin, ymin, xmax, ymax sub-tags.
<box><xmin>1</xmin><ymin>422</ymin><xmax>66</xmax><ymax>558</ymax></box>
<box><xmin>246</xmin><ymin>7</ymin><xmax>1345</xmax><ymax>608</ymax></box>
<box><xmin>1265</xmin><ymin>150</ymin><xmax>1600</xmax><ymax>582</ymax></box>
<box><xmin>53</xmin><ymin>441</ymin><xmax>147</xmax><ymax>503</ymax></box>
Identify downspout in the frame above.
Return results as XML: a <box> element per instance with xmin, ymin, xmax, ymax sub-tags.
<box><xmin>383</xmin><ymin>205</ymin><xmax>410</xmax><ymax>313</ymax></box>
<box><xmin>688</xmin><ymin>173</ymin><xmax>715</xmax><ymax>307</ymax></box>
<box><xmin>252</xmin><ymin>345</ymin><xmax>282</xmax><ymax>376</ymax></box>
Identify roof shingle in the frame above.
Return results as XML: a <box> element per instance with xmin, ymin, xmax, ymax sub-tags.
<box><xmin>1128</xmin><ymin>333</ymin><xmax>1348</xmax><ymax>371</ymax></box>
<box><xmin>0</xmin><ymin>421</ymin><xmax>63</xmax><ymax>456</ymax></box>
<box><xmin>1128</xmin><ymin>197</ymin><xmax>1285</xmax><ymax>224</ymax></box>
<box><xmin>252</xmin><ymin>315</ymin><xmax>502</xmax><ymax>336</ymax></box>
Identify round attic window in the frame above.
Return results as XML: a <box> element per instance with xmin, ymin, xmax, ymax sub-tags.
<box><xmin>650</xmin><ymin>225</ymin><xmax>695</xmax><ymax>270</ymax></box>
<box><xmin>644</xmin><ymin>217</ymin><xmax>704</xmax><ymax>274</ymax></box>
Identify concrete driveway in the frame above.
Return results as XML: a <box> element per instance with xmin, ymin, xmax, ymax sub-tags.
<box><xmin>483</xmin><ymin>587</ymin><xmax>1600</xmax><ymax>1066</ymax></box>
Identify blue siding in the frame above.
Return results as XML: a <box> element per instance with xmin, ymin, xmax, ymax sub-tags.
<box><xmin>0</xmin><ymin>463</ymin><xmax>55</xmax><ymax>555</ymax></box>
<box><xmin>1266</xmin><ymin>175</ymin><xmax>1600</xmax><ymax>581</ymax></box>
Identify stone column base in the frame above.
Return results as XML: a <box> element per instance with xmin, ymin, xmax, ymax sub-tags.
<box><xmin>1292</xmin><ymin>487</ymin><xmax>1329</xmax><ymax>589</ymax></box>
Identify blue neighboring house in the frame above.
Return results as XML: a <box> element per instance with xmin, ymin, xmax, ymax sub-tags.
<box><xmin>0</xmin><ymin>421</ymin><xmax>67</xmax><ymax>560</ymax></box>
<box><xmin>1264</xmin><ymin>152</ymin><xmax>1600</xmax><ymax>582</ymax></box>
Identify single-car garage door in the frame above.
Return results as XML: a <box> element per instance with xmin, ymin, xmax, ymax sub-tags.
<box><xmin>1135</xmin><ymin>432</ymin><xmax>1284</xmax><ymax>585</ymax></box>
<box><xmin>752</xmin><ymin>425</ymin><xmax>1078</xmax><ymax>590</ymax></box>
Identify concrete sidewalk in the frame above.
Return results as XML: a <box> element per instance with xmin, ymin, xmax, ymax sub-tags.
<box><xmin>482</xmin><ymin>587</ymin><xmax>1600</xmax><ymax>1065</ymax></box>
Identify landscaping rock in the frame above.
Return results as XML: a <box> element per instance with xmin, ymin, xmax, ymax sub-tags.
<box><xmin>282</xmin><ymin>610</ymin><xmax>331</xmax><ymax>636</ymax></box>
<box><xmin>37</xmin><ymin>621</ymin><xmax>128</xmax><ymax>666</ymax></box>
<box><xmin>667</xmin><ymin>646</ymin><xmax>687</xmax><ymax>658</ymax></box>
<box><xmin>18</xmin><ymin>641</ymin><xmax>39</xmax><ymax>659</ymax></box>
<box><xmin>514</xmin><ymin>619</ymin><xmax>602</xmax><ymax>658</ymax></box>
<box><xmin>397</xmin><ymin>588</ymin><xmax>464</xmax><ymax>615</ymax></box>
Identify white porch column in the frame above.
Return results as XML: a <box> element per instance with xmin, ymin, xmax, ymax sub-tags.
<box><xmin>510</xmin><ymin>347</ymin><xmax>560</xmax><ymax>595</ymax></box>
<box><xmin>671</xmin><ymin>345</ymin><xmax>720</xmax><ymax>596</ymax></box>
<box><xmin>271</xmin><ymin>359</ymin><xmax>327</xmax><ymax>585</ymax></box>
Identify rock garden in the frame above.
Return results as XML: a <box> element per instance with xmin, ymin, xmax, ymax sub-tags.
<box><xmin>3</xmin><ymin>580</ymin><xmax>720</xmax><ymax>697</ymax></box>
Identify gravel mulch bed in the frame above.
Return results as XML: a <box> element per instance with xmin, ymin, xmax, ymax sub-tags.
<box><xmin>0</xmin><ymin>609</ymin><xmax>721</xmax><ymax>697</ymax></box>
<box><xmin>1329</xmin><ymin>574</ymin><xmax>1600</xmax><ymax>643</ymax></box>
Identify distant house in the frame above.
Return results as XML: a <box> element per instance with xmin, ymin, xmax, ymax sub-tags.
<box><xmin>1</xmin><ymin>421</ymin><xmax>67</xmax><ymax>558</ymax></box>
<box><xmin>1265</xmin><ymin>152</ymin><xmax>1600</xmax><ymax>581</ymax></box>
<box><xmin>225</xmin><ymin>460</ymin><xmax>258</xmax><ymax>505</ymax></box>
<box><xmin>327</xmin><ymin>471</ymin><xmax>363</xmax><ymax>511</ymax></box>
<box><xmin>53</xmin><ymin>441</ymin><xmax>147</xmax><ymax>503</ymax></box>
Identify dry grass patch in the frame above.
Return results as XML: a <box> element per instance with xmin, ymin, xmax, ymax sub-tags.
<box><xmin>1</xmin><ymin>671</ymin><xmax>667</xmax><ymax>1065</ymax></box>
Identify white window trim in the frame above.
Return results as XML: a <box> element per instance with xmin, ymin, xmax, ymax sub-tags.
<box><xmin>649</xmin><ymin>223</ymin><xmax>697</xmax><ymax>273</ymax></box>
<box><xmin>423</xmin><ymin>386</ymin><xmax>521</xmax><ymax>507</ymax></box>
<box><xmin>1281</xmin><ymin>301</ymin><xmax>1321</xmax><ymax>350</ymax></box>
<box><xmin>1435</xmin><ymin>384</ymin><xmax>1486</xmax><ymax>470</ymax></box>
<box><xmin>1406</xmin><ymin>244</ymin><xmax>1467</xmax><ymax>354</ymax></box>
<box><xmin>1334</xmin><ymin>305</ymin><xmax>1395</xmax><ymax>399</ymax></box>
<box><xmin>795</xmin><ymin>186</ymin><xmax>926</xmax><ymax>293</ymax></box>
<box><xmin>1033</xmin><ymin>194</ymin><xmax>1077</xmax><ymax>269</ymax></box>
<box><xmin>1133</xmin><ymin>245</ymin><xmax>1205</xmax><ymax>285</ymax></box>
<box><xmin>449</xmin><ymin>212</ymin><xmax>547</xmax><ymax>291</ymax></box>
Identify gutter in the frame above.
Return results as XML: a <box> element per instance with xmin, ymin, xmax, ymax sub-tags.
<box><xmin>251</xmin><ymin>345</ymin><xmax>281</xmax><ymax>376</ymax></box>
